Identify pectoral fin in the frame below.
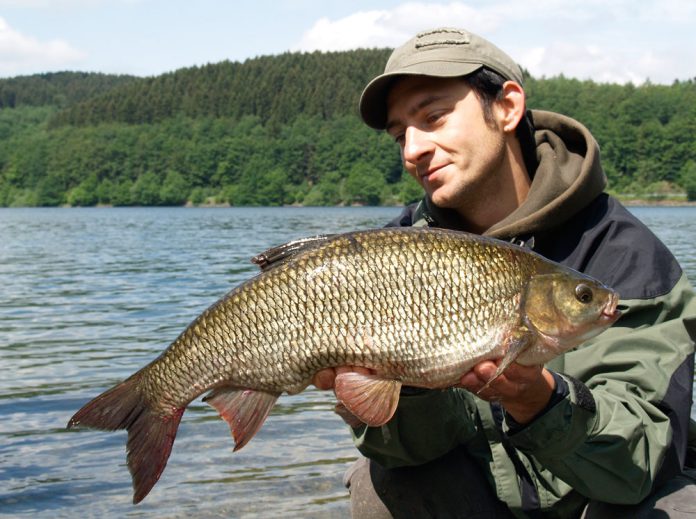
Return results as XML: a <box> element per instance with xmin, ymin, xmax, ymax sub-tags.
<box><xmin>203</xmin><ymin>387</ymin><xmax>280</xmax><ymax>451</ymax></box>
<box><xmin>477</xmin><ymin>328</ymin><xmax>534</xmax><ymax>394</ymax></box>
<box><xmin>334</xmin><ymin>372</ymin><xmax>402</xmax><ymax>427</ymax></box>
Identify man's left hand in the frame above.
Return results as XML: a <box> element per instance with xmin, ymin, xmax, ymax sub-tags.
<box><xmin>459</xmin><ymin>361</ymin><xmax>556</xmax><ymax>425</ymax></box>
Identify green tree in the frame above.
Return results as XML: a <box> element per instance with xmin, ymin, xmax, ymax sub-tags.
<box><xmin>159</xmin><ymin>170</ymin><xmax>190</xmax><ymax>205</ymax></box>
<box><xmin>396</xmin><ymin>174</ymin><xmax>423</xmax><ymax>205</ymax></box>
<box><xmin>35</xmin><ymin>174</ymin><xmax>65</xmax><ymax>206</ymax></box>
<box><xmin>130</xmin><ymin>172</ymin><xmax>161</xmax><ymax>205</ymax></box>
<box><xmin>344</xmin><ymin>163</ymin><xmax>386</xmax><ymax>206</ymax></box>
<box><xmin>679</xmin><ymin>161</ymin><xmax>696</xmax><ymax>201</ymax></box>
<box><xmin>255</xmin><ymin>168</ymin><xmax>292</xmax><ymax>206</ymax></box>
<box><xmin>110</xmin><ymin>179</ymin><xmax>134</xmax><ymax>206</ymax></box>
<box><xmin>96</xmin><ymin>178</ymin><xmax>115</xmax><ymax>204</ymax></box>
<box><xmin>67</xmin><ymin>172</ymin><xmax>99</xmax><ymax>206</ymax></box>
<box><xmin>189</xmin><ymin>186</ymin><xmax>208</xmax><ymax>205</ymax></box>
<box><xmin>303</xmin><ymin>172</ymin><xmax>343</xmax><ymax>206</ymax></box>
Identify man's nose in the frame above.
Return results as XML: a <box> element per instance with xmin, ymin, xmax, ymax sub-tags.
<box><xmin>402</xmin><ymin>126</ymin><xmax>433</xmax><ymax>164</ymax></box>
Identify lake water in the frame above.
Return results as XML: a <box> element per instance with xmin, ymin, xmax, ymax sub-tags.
<box><xmin>1</xmin><ymin>205</ymin><xmax>695</xmax><ymax>518</ymax></box>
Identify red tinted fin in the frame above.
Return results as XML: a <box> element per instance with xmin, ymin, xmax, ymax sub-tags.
<box><xmin>67</xmin><ymin>373</ymin><xmax>184</xmax><ymax>504</ymax></box>
<box><xmin>334</xmin><ymin>372</ymin><xmax>402</xmax><ymax>427</ymax></box>
<box><xmin>203</xmin><ymin>387</ymin><xmax>279</xmax><ymax>451</ymax></box>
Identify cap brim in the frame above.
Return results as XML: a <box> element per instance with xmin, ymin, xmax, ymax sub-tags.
<box><xmin>359</xmin><ymin>61</ymin><xmax>483</xmax><ymax>130</ymax></box>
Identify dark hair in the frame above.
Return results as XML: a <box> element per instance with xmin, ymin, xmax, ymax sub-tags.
<box><xmin>461</xmin><ymin>67</ymin><xmax>506</xmax><ymax>124</ymax></box>
<box><xmin>463</xmin><ymin>68</ymin><xmax>538</xmax><ymax>176</ymax></box>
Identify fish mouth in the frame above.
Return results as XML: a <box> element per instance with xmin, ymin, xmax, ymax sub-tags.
<box><xmin>601</xmin><ymin>293</ymin><xmax>621</xmax><ymax>324</ymax></box>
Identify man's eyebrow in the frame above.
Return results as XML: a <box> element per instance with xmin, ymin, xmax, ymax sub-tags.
<box><xmin>385</xmin><ymin>94</ymin><xmax>452</xmax><ymax>133</ymax></box>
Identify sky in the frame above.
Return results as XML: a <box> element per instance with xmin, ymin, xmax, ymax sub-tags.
<box><xmin>0</xmin><ymin>0</ymin><xmax>695</xmax><ymax>84</ymax></box>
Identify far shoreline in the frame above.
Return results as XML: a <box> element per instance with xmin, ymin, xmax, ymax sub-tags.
<box><xmin>2</xmin><ymin>199</ymin><xmax>696</xmax><ymax>209</ymax></box>
<box><xmin>617</xmin><ymin>199</ymin><xmax>696</xmax><ymax>207</ymax></box>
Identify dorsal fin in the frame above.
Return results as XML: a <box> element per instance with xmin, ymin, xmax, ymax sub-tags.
<box><xmin>251</xmin><ymin>234</ymin><xmax>335</xmax><ymax>271</ymax></box>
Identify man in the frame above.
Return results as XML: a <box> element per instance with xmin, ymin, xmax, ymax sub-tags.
<box><xmin>313</xmin><ymin>27</ymin><xmax>696</xmax><ymax>517</ymax></box>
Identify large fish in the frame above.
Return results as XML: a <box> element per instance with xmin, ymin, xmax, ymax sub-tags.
<box><xmin>67</xmin><ymin>227</ymin><xmax>620</xmax><ymax>503</ymax></box>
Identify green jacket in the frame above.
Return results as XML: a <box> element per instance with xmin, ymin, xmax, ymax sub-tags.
<box><xmin>352</xmin><ymin>110</ymin><xmax>696</xmax><ymax>517</ymax></box>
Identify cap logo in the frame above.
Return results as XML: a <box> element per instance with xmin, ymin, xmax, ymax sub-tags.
<box><xmin>415</xmin><ymin>28</ymin><xmax>470</xmax><ymax>48</ymax></box>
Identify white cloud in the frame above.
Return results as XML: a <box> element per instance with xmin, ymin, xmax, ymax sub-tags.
<box><xmin>294</xmin><ymin>2</ymin><xmax>499</xmax><ymax>52</ymax></box>
<box><xmin>295</xmin><ymin>11</ymin><xmax>395</xmax><ymax>51</ymax></box>
<box><xmin>293</xmin><ymin>0</ymin><xmax>624</xmax><ymax>53</ymax></box>
<box><xmin>520</xmin><ymin>43</ymin><xmax>693</xmax><ymax>84</ymax></box>
<box><xmin>294</xmin><ymin>0</ymin><xmax>695</xmax><ymax>84</ymax></box>
<box><xmin>520</xmin><ymin>43</ymin><xmax>646</xmax><ymax>84</ymax></box>
<box><xmin>0</xmin><ymin>16</ymin><xmax>87</xmax><ymax>76</ymax></box>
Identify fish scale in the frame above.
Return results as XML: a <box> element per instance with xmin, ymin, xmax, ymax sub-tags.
<box><xmin>67</xmin><ymin>226</ymin><xmax>620</xmax><ymax>504</ymax></box>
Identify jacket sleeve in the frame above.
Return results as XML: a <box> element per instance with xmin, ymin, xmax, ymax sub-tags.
<box><xmin>508</xmin><ymin>273</ymin><xmax>696</xmax><ymax>504</ymax></box>
<box><xmin>352</xmin><ymin>387</ymin><xmax>480</xmax><ymax>468</ymax></box>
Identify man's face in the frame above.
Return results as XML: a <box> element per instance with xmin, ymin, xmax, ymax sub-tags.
<box><xmin>385</xmin><ymin>75</ymin><xmax>508</xmax><ymax>212</ymax></box>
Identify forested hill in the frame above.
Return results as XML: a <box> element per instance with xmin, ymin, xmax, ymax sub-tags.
<box><xmin>0</xmin><ymin>71</ymin><xmax>139</xmax><ymax>109</ymax></box>
<box><xmin>1</xmin><ymin>48</ymin><xmax>695</xmax><ymax>208</ymax></box>
<box><xmin>48</xmin><ymin>49</ymin><xmax>392</xmax><ymax>127</ymax></box>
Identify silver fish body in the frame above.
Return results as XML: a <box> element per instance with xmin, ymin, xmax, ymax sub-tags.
<box><xmin>68</xmin><ymin>227</ymin><xmax>620</xmax><ymax>503</ymax></box>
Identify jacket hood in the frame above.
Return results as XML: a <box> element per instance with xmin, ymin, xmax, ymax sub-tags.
<box><xmin>420</xmin><ymin>110</ymin><xmax>607</xmax><ymax>240</ymax></box>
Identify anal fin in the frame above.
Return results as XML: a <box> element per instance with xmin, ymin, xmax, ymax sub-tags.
<box><xmin>334</xmin><ymin>372</ymin><xmax>402</xmax><ymax>427</ymax></box>
<box><xmin>203</xmin><ymin>387</ymin><xmax>280</xmax><ymax>451</ymax></box>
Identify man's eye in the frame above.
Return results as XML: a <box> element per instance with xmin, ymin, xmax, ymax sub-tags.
<box><xmin>426</xmin><ymin>112</ymin><xmax>444</xmax><ymax>125</ymax></box>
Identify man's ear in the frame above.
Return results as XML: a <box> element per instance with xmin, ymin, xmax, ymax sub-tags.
<box><xmin>497</xmin><ymin>81</ymin><xmax>526</xmax><ymax>133</ymax></box>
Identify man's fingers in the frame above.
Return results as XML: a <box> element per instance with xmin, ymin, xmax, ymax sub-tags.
<box><xmin>495</xmin><ymin>362</ymin><xmax>539</xmax><ymax>381</ymax></box>
<box><xmin>312</xmin><ymin>366</ymin><xmax>376</xmax><ymax>390</ymax></box>
<box><xmin>460</xmin><ymin>361</ymin><xmax>498</xmax><ymax>391</ymax></box>
<box><xmin>312</xmin><ymin>368</ymin><xmax>337</xmax><ymax>390</ymax></box>
<box><xmin>460</xmin><ymin>360</ymin><xmax>555</xmax><ymax>424</ymax></box>
<box><xmin>460</xmin><ymin>360</ymin><xmax>549</xmax><ymax>405</ymax></box>
<box><xmin>472</xmin><ymin>361</ymin><xmax>499</xmax><ymax>381</ymax></box>
<box><xmin>460</xmin><ymin>361</ymin><xmax>528</xmax><ymax>399</ymax></box>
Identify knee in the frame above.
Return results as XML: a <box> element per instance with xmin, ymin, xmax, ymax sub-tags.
<box><xmin>344</xmin><ymin>457</ymin><xmax>393</xmax><ymax>519</ymax></box>
<box><xmin>583</xmin><ymin>471</ymin><xmax>696</xmax><ymax>518</ymax></box>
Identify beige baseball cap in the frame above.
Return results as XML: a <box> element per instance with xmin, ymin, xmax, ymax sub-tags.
<box><xmin>359</xmin><ymin>27</ymin><xmax>524</xmax><ymax>129</ymax></box>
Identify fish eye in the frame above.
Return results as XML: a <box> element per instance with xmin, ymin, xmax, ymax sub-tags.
<box><xmin>575</xmin><ymin>284</ymin><xmax>594</xmax><ymax>304</ymax></box>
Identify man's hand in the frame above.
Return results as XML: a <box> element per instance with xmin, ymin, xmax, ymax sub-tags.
<box><xmin>312</xmin><ymin>366</ymin><xmax>374</xmax><ymax>390</ymax></box>
<box><xmin>459</xmin><ymin>360</ymin><xmax>556</xmax><ymax>425</ymax></box>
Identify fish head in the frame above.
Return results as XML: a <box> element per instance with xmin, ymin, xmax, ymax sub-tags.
<box><xmin>522</xmin><ymin>270</ymin><xmax>621</xmax><ymax>356</ymax></box>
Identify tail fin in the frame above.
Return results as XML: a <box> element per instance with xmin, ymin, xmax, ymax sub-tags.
<box><xmin>67</xmin><ymin>372</ymin><xmax>184</xmax><ymax>504</ymax></box>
